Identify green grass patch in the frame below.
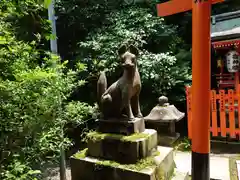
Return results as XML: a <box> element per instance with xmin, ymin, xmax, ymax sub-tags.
<box><xmin>229</xmin><ymin>155</ymin><xmax>240</xmax><ymax>180</ymax></box>
<box><xmin>73</xmin><ymin>148</ymin><xmax>88</xmax><ymax>159</ymax></box>
<box><xmin>87</xmin><ymin>131</ymin><xmax>150</xmax><ymax>143</ymax></box>
<box><xmin>174</xmin><ymin>137</ymin><xmax>191</xmax><ymax>152</ymax></box>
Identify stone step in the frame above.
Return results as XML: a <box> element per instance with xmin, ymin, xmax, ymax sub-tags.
<box><xmin>87</xmin><ymin>129</ymin><xmax>158</xmax><ymax>164</ymax></box>
<box><xmin>70</xmin><ymin>146</ymin><xmax>176</xmax><ymax>180</ymax></box>
<box><xmin>171</xmin><ymin>169</ymin><xmax>189</xmax><ymax>180</ymax></box>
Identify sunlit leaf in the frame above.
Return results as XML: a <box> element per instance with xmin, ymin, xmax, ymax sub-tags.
<box><xmin>44</xmin><ymin>0</ymin><xmax>52</xmax><ymax>9</ymax></box>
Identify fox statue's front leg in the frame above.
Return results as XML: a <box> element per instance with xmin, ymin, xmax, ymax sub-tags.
<box><xmin>131</xmin><ymin>94</ymin><xmax>143</xmax><ymax>118</ymax></box>
<box><xmin>121</xmin><ymin>87</ymin><xmax>134</xmax><ymax>120</ymax></box>
<box><xmin>100</xmin><ymin>93</ymin><xmax>112</xmax><ymax>119</ymax></box>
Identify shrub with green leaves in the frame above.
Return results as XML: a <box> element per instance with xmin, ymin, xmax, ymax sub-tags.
<box><xmin>0</xmin><ymin>1</ymin><xmax>94</xmax><ymax>179</ymax></box>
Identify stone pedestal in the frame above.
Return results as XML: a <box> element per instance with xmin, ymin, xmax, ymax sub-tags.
<box><xmin>98</xmin><ymin>118</ymin><xmax>145</xmax><ymax>135</ymax></box>
<box><xmin>70</xmin><ymin>113</ymin><xmax>188</xmax><ymax>179</ymax></box>
<box><xmin>70</xmin><ymin>146</ymin><xmax>176</xmax><ymax>180</ymax></box>
<box><xmin>144</xmin><ymin>96</ymin><xmax>185</xmax><ymax>147</ymax></box>
<box><xmin>145</xmin><ymin>121</ymin><xmax>180</xmax><ymax>146</ymax></box>
<box><xmin>158</xmin><ymin>133</ymin><xmax>180</xmax><ymax>147</ymax></box>
<box><xmin>87</xmin><ymin>129</ymin><xmax>157</xmax><ymax>164</ymax></box>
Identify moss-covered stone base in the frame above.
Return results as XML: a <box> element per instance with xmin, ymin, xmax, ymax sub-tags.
<box><xmin>70</xmin><ymin>146</ymin><xmax>175</xmax><ymax>180</ymax></box>
<box><xmin>157</xmin><ymin>133</ymin><xmax>180</xmax><ymax>147</ymax></box>
<box><xmin>87</xmin><ymin>129</ymin><xmax>158</xmax><ymax>164</ymax></box>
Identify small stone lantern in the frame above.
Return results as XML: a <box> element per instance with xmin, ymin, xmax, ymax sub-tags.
<box><xmin>144</xmin><ymin>96</ymin><xmax>185</xmax><ymax>146</ymax></box>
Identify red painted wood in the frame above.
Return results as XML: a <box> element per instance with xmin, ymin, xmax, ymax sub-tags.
<box><xmin>191</xmin><ymin>0</ymin><xmax>212</xmax><ymax>154</ymax></box>
<box><xmin>210</xmin><ymin>127</ymin><xmax>240</xmax><ymax>134</ymax></box>
<box><xmin>228</xmin><ymin>90</ymin><xmax>236</xmax><ymax>138</ymax></box>
<box><xmin>187</xmin><ymin>88</ymin><xmax>240</xmax><ymax>139</ymax></box>
<box><xmin>186</xmin><ymin>86</ymin><xmax>192</xmax><ymax>139</ymax></box>
<box><xmin>238</xmin><ymin>85</ymin><xmax>240</xmax><ymax>130</ymax></box>
<box><xmin>219</xmin><ymin>90</ymin><xmax>227</xmax><ymax>137</ymax></box>
<box><xmin>212</xmin><ymin>39</ymin><xmax>240</xmax><ymax>49</ymax></box>
<box><xmin>211</xmin><ymin>90</ymin><xmax>218</xmax><ymax>136</ymax></box>
<box><xmin>157</xmin><ymin>0</ymin><xmax>225</xmax><ymax>17</ymax></box>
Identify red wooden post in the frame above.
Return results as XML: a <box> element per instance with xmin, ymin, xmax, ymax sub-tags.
<box><xmin>228</xmin><ymin>90</ymin><xmax>235</xmax><ymax>138</ymax></box>
<box><xmin>156</xmin><ymin>0</ymin><xmax>225</xmax><ymax>179</ymax></box>
<box><xmin>235</xmin><ymin>72</ymin><xmax>239</xmax><ymax>90</ymax></box>
<box><xmin>219</xmin><ymin>90</ymin><xmax>227</xmax><ymax>137</ymax></box>
<box><xmin>186</xmin><ymin>86</ymin><xmax>193</xmax><ymax>138</ymax></box>
<box><xmin>211</xmin><ymin>90</ymin><xmax>218</xmax><ymax>136</ymax></box>
<box><xmin>237</xmin><ymin>85</ymin><xmax>240</xmax><ymax>132</ymax></box>
<box><xmin>191</xmin><ymin>1</ymin><xmax>211</xmax><ymax>179</ymax></box>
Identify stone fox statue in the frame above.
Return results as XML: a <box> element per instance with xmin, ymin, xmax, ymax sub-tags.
<box><xmin>97</xmin><ymin>44</ymin><xmax>143</xmax><ymax>120</ymax></box>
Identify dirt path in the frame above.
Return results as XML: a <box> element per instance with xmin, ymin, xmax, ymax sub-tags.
<box><xmin>43</xmin><ymin>167</ymin><xmax>71</xmax><ymax>180</ymax></box>
<box><xmin>40</xmin><ymin>161</ymin><xmax>72</xmax><ymax>180</ymax></box>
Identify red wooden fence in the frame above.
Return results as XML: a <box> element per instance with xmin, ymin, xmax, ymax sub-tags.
<box><xmin>186</xmin><ymin>85</ymin><xmax>240</xmax><ymax>139</ymax></box>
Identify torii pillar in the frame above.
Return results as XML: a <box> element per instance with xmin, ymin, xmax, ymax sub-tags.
<box><xmin>157</xmin><ymin>0</ymin><xmax>225</xmax><ymax>180</ymax></box>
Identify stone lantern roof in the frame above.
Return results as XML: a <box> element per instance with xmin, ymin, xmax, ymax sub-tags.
<box><xmin>144</xmin><ymin>96</ymin><xmax>185</xmax><ymax>123</ymax></box>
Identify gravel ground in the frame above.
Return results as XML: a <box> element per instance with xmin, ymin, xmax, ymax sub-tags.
<box><xmin>43</xmin><ymin>167</ymin><xmax>71</xmax><ymax>180</ymax></box>
<box><xmin>40</xmin><ymin>160</ymin><xmax>72</xmax><ymax>180</ymax></box>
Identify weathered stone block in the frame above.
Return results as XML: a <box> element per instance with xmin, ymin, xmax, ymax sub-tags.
<box><xmin>171</xmin><ymin>170</ymin><xmax>189</xmax><ymax>180</ymax></box>
<box><xmin>98</xmin><ymin>117</ymin><xmax>145</xmax><ymax>135</ymax></box>
<box><xmin>157</xmin><ymin>133</ymin><xmax>180</xmax><ymax>147</ymax></box>
<box><xmin>145</xmin><ymin>121</ymin><xmax>175</xmax><ymax>135</ymax></box>
<box><xmin>145</xmin><ymin>121</ymin><xmax>180</xmax><ymax>147</ymax></box>
<box><xmin>87</xmin><ymin>129</ymin><xmax>157</xmax><ymax>164</ymax></box>
<box><xmin>70</xmin><ymin>146</ymin><xmax>175</xmax><ymax>180</ymax></box>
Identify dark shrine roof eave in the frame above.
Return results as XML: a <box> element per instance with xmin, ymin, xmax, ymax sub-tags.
<box><xmin>211</xmin><ymin>34</ymin><xmax>240</xmax><ymax>42</ymax></box>
<box><xmin>211</xmin><ymin>27</ymin><xmax>240</xmax><ymax>39</ymax></box>
<box><xmin>211</xmin><ymin>10</ymin><xmax>240</xmax><ymax>22</ymax></box>
<box><xmin>211</xmin><ymin>10</ymin><xmax>240</xmax><ymax>39</ymax></box>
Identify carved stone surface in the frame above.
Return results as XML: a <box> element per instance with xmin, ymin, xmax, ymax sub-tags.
<box><xmin>87</xmin><ymin>129</ymin><xmax>157</xmax><ymax>164</ymax></box>
<box><xmin>144</xmin><ymin>96</ymin><xmax>185</xmax><ymax>123</ymax></box>
<box><xmin>144</xmin><ymin>96</ymin><xmax>185</xmax><ymax>146</ymax></box>
<box><xmin>70</xmin><ymin>146</ymin><xmax>176</xmax><ymax>180</ymax></box>
<box><xmin>97</xmin><ymin>44</ymin><xmax>143</xmax><ymax>120</ymax></box>
<box><xmin>98</xmin><ymin>118</ymin><xmax>145</xmax><ymax>135</ymax></box>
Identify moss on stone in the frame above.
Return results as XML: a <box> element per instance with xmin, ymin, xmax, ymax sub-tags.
<box><xmin>73</xmin><ymin>149</ymin><xmax>160</xmax><ymax>171</ymax></box>
<box><xmin>122</xmin><ymin>133</ymin><xmax>150</xmax><ymax>142</ymax></box>
<box><xmin>94</xmin><ymin>150</ymin><xmax>160</xmax><ymax>171</ymax></box>
<box><xmin>73</xmin><ymin>148</ymin><xmax>88</xmax><ymax>159</ymax></box>
<box><xmin>168</xmin><ymin>166</ymin><xmax>176</xmax><ymax>180</ymax></box>
<box><xmin>156</xmin><ymin>167</ymin><xmax>165</xmax><ymax>180</ymax></box>
<box><xmin>87</xmin><ymin>131</ymin><xmax>122</xmax><ymax>141</ymax></box>
<box><xmin>87</xmin><ymin>131</ymin><xmax>150</xmax><ymax>143</ymax></box>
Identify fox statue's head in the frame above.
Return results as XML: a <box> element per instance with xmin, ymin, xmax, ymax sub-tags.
<box><xmin>118</xmin><ymin>44</ymin><xmax>139</xmax><ymax>70</ymax></box>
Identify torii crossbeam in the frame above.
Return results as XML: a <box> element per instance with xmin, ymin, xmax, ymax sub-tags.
<box><xmin>156</xmin><ymin>0</ymin><xmax>225</xmax><ymax>180</ymax></box>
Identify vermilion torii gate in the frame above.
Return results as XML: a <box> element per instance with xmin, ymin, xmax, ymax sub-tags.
<box><xmin>156</xmin><ymin>0</ymin><xmax>225</xmax><ymax>180</ymax></box>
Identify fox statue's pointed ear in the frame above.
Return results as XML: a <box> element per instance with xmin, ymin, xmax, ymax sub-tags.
<box><xmin>118</xmin><ymin>44</ymin><xmax>127</xmax><ymax>56</ymax></box>
<box><xmin>128</xmin><ymin>45</ymin><xmax>139</xmax><ymax>56</ymax></box>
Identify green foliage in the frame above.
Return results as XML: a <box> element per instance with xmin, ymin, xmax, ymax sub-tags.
<box><xmin>44</xmin><ymin>0</ymin><xmax>52</xmax><ymax>9</ymax></box>
<box><xmin>0</xmin><ymin>1</ymin><xmax>94</xmax><ymax>179</ymax></box>
<box><xmin>72</xmin><ymin>4</ymin><xmax>191</xmax><ymax>109</ymax></box>
<box><xmin>175</xmin><ymin>137</ymin><xmax>191</xmax><ymax>152</ymax></box>
<box><xmin>2</xmin><ymin>160</ymin><xmax>41</xmax><ymax>180</ymax></box>
<box><xmin>55</xmin><ymin>0</ymin><xmax>123</xmax><ymax>60</ymax></box>
<box><xmin>64</xmin><ymin>101</ymin><xmax>96</xmax><ymax>125</ymax></box>
<box><xmin>139</xmin><ymin>51</ymin><xmax>191</xmax><ymax>100</ymax></box>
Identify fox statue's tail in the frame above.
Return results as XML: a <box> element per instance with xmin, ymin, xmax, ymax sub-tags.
<box><xmin>97</xmin><ymin>71</ymin><xmax>107</xmax><ymax>108</ymax></box>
